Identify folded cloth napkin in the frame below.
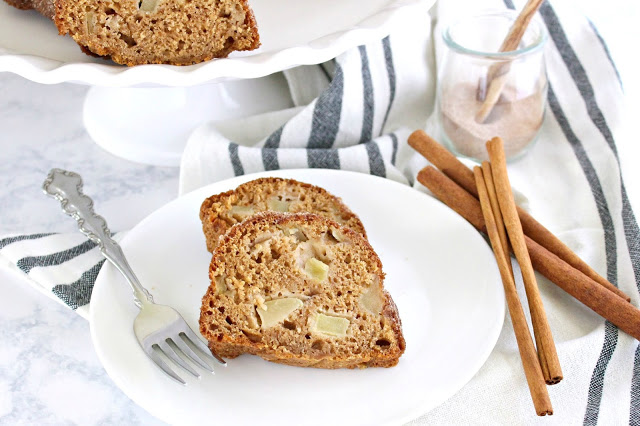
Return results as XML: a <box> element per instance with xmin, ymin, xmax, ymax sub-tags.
<box><xmin>178</xmin><ymin>6</ymin><xmax>435</xmax><ymax>193</ymax></box>
<box><xmin>1</xmin><ymin>0</ymin><xmax>638</xmax><ymax>423</ymax></box>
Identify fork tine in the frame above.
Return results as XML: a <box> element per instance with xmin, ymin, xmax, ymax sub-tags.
<box><xmin>148</xmin><ymin>349</ymin><xmax>186</xmax><ymax>385</ymax></box>
<box><xmin>172</xmin><ymin>337</ymin><xmax>214</xmax><ymax>372</ymax></box>
<box><xmin>156</xmin><ymin>341</ymin><xmax>200</xmax><ymax>378</ymax></box>
<box><xmin>180</xmin><ymin>329</ymin><xmax>227</xmax><ymax>365</ymax></box>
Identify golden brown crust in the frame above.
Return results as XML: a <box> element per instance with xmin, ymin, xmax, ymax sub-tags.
<box><xmin>208</xmin><ymin>341</ymin><xmax>402</xmax><ymax>368</ymax></box>
<box><xmin>238</xmin><ymin>0</ymin><xmax>259</xmax><ymax>50</ymax></box>
<box><xmin>199</xmin><ymin>212</ymin><xmax>405</xmax><ymax>369</ymax></box>
<box><xmin>200</xmin><ymin>177</ymin><xmax>367</xmax><ymax>253</ymax></box>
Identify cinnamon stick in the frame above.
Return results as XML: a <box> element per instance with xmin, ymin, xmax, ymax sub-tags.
<box><xmin>476</xmin><ymin>73</ymin><xmax>508</xmax><ymax>124</ymax></box>
<box><xmin>487</xmin><ymin>137</ymin><xmax>562</xmax><ymax>385</ymax></box>
<box><xmin>481</xmin><ymin>161</ymin><xmax>512</xmax><ymax>276</ymax></box>
<box><xmin>409</xmin><ymin>130</ymin><xmax>478</xmax><ymax>196</ymax></box>
<box><xmin>474</xmin><ymin>166</ymin><xmax>552</xmax><ymax>416</ymax></box>
<box><xmin>417</xmin><ymin>166</ymin><xmax>640</xmax><ymax>341</ymax></box>
<box><xmin>495</xmin><ymin>0</ymin><xmax>545</xmax><ymax>53</ymax></box>
<box><xmin>526</xmin><ymin>237</ymin><xmax>640</xmax><ymax>337</ymax></box>
<box><xmin>408</xmin><ymin>130</ymin><xmax>631</xmax><ymax>302</ymax></box>
<box><xmin>475</xmin><ymin>0</ymin><xmax>545</xmax><ymax>123</ymax></box>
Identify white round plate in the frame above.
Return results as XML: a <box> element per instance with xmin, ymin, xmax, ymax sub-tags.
<box><xmin>90</xmin><ymin>169</ymin><xmax>504</xmax><ymax>425</ymax></box>
<box><xmin>0</xmin><ymin>0</ymin><xmax>432</xmax><ymax>86</ymax></box>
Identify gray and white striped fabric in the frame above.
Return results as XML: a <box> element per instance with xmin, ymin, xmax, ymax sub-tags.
<box><xmin>0</xmin><ymin>232</ymin><xmax>119</xmax><ymax>319</ymax></box>
<box><xmin>177</xmin><ymin>7</ymin><xmax>435</xmax><ymax>194</ymax></box>
<box><xmin>1</xmin><ymin>0</ymin><xmax>638</xmax><ymax>422</ymax></box>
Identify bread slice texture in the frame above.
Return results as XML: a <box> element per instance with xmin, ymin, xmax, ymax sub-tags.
<box><xmin>6</xmin><ymin>0</ymin><xmax>259</xmax><ymax>65</ymax></box>
<box><xmin>199</xmin><ymin>212</ymin><xmax>405</xmax><ymax>369</ymax></box>
<box><xmin>200</xmin><ymin>177</ymin><xmax>367</xmax><ymax>253</ymax></box>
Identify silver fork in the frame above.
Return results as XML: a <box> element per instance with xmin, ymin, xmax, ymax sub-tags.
<box><xmin>43</xmin><ymin>168</ymin><xmax>225</xmax><ymax>384</ymax></box>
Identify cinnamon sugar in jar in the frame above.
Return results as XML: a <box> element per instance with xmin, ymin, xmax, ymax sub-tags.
<box><xmin>437</xmin><ymin>10</ymin><xmax>548</xmax><ymax>161</ymax></box>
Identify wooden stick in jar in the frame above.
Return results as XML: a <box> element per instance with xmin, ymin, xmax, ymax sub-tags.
<box><xmin>486</xmin><ymin>137</ymin><xmax>562</xmax><ymax>385</ymax></box>
<box><xmin>407</xmin><ymin>130</ymin><xmax>631</xmax><ymax>302</ymax></box>
<box><xmin>475</xmin><ymin>0</ymin><xmax>545</xmax><ymax>123</ymax></box>
<box><xmin>416</xmin><ymin>166</ymin><xmax>640</xmax><ymax>341</ymax></box>
<box><xmin>495</xmin><ymin>0</ymin><xmax>545</xmax><ymax>53</ymax></box>
<box><xmin>474</xmin><ymin>166</ymin><xmax>553</xmax><ymax>415</ymax></box>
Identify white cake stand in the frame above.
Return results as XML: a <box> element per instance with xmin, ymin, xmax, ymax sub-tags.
<box><xmin>0</xmin><ymin>0</ymin><xmax>432</xmax><ymax>166</ymax></box>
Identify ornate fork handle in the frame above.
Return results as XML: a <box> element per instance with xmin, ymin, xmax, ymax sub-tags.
<box><xmin>43</xmin><ymin>168</ymin><xmax>153</xmax><ymax>308</ymax></box>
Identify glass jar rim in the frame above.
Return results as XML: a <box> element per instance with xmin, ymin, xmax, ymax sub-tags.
<box><xmin>442</xmin><ymin>10</ymin><xmax>548</xmax><ymax>59</ymax></box>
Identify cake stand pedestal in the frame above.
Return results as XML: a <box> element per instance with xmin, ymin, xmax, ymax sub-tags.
<box><xmin>83</xmin><ymin>74</ymin><xmax>293</xmax><ymax>166</ymax></box>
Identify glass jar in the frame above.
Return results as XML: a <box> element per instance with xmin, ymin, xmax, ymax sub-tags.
<box><xmin>436</xmin><ymin>10</ymin><xmax>548</xmax><ymax>161</ymax></box>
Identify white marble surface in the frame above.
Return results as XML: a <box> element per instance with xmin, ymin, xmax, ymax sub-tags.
<box><xmin>0</xmin><ymin>74</ymin><xmax>174</xmax><ymax>425</ymax></box>
<box><xmin>1</xmin><ymin>1</ymin><xmax>639</xmax><ymax>424</ymax></box>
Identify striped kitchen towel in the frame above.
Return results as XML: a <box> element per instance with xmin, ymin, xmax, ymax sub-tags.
<box><xmin>0</xmin><ymin>232</ymin><xmax>116</xmax><ymax>319</ymax></box>
<box><xmin>177</xmin><ymin>5</ymin><xmax>435</xmax><ymax>194</ymax></box>
<box><xmin>1</xmin><ymin>0</ymin><xmax>639</xmax><ymax>423</ymax></box>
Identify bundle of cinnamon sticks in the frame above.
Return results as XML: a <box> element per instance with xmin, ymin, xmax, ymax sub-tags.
<box><xmin>408</xmin><ymin>130</ymin><xmax>639</xmax><ymax>416</ymax></box>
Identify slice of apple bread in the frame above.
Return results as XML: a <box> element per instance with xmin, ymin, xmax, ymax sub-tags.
<box><xmin>199</xmin><ymin>212</ymin><xmax>405</xmax><ymax>369</ymax></box>
<box><xmin>199</xmin><ymin>178</ymin><xmax>367</xmax><ymax>253</ymax></box>
<box><xmin>5</xmin><ymin>0</ymin><xmax>260</xmax><ymax>66</ymax></box>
